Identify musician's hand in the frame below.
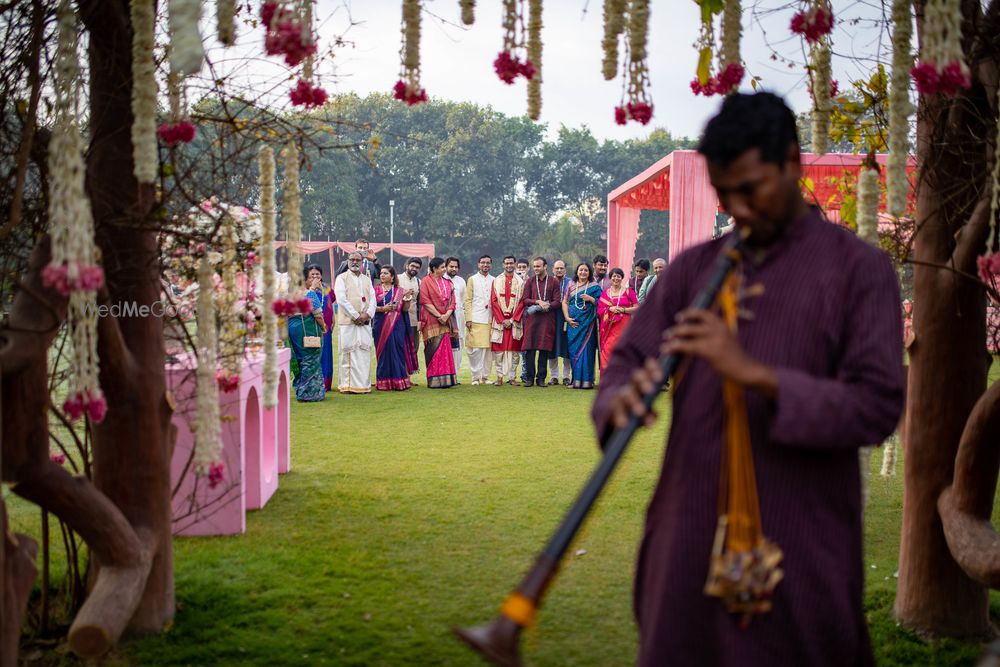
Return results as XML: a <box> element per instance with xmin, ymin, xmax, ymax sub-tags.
<box><xmin>607</xmin><ymin>357</ymin><xmax>663</xmax><ymax>430</ymax></box>
<box><xmin>663</xmin><ymin>308</ymin><xmax>777</xmax><ymax>397</ymax></box>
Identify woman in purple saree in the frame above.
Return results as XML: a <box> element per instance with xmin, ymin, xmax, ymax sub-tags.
<box><xmin>373</xmin><ymin>266</ymin><xmax>417</xmax><ymax>391</ymax></box>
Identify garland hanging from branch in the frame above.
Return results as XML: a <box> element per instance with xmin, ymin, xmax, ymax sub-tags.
<box><xmin>130</xmin><ymin>0</ymin><xmax>157</xmax><ymax>184</ymax></box>
<box><xmin>886</xmin><ymin>0</ymin><xmax>913</xmax><ymax>219</ymax></box>
<box><xmin>217</xmin><ymin>0</ymin><xmax>236</xmax><ymax>45</ymax></box>
<box><xmin>216</xmin><ymin>214</ymin><xmax>242</xmax><ymax>392</ymax></box>
<box><xmin>44</xmin><ymin>0</ymin><xmax>106</xmax><ymax>423</ymax></box>
<box><xmin>526</xmin><ymin>0</ymin><xmax>543</xmax><ymax>120</ymax></box>
<box><xmin>911</xmin><ymin>0</ymin><xmax>969</xmax><ymax>97</ymax></box>
<box><xmin>289</xmin><ymin>0</ymin><xmax>328</xmax><ymax>108</ymax></box>
<box><xmin>272</xmin><ymin>142</ymin><xmax>311</xmax><ymax>317</ymax></box>
<box><xmin>494</xmin><ymin>0</ymin><xmax>536</xmax><ymax>85</ymax></box>
<box><xmin>809</xmin><ymin>38</ymin><xmax>832</xmax><ymax>155</ymax></box>
<box><xmin>393</xmin><ymin>0</ymin><xmax>428</xmax><ymax>105</ymax></box>
<box><xmin>195</xmin><ymin>253</ymin><xmax>224</xmax><ymax>487</ymax></box>
<box><xmin>168</xmin><ymin>0</ymin><xmax>205</xmax><ymax>76</ymax></box>
<box><xmin>262</xmin><ymin>0</ymin><xmax>317</xmax><ymax>66</ymax></box>
<box><xmin>601</xmin><ymin>0</ymin><xmax>626</xmax><ymax>81</ymax></box>
<box><xmin>158</xmin><ymin>67</ymin><xmax>196</xmax><ymax>147</ymax></box>
<box><xmin>259</xmin><ymin>146</ymin><xmax>279</xmax><ymax>409</ymax></box>
<box><xmin>615</xmin><ymin>0</ymin><xmax>652</xmax><ymax>125</ymax></box>
<box><xmin>690</xmin><ymin>0</ymin><xmax>744</xmax><ymax>97</ymax></box>
<box><xmin>460</xmin><ymin>0</ymin><xmax>475</xmax><ymax>26</ymax></box>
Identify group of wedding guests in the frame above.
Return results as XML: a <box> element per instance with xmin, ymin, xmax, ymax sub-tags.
<box><xmin>285</xmin><ymin>238</ymin><xmax>668</xmax><ymax>401</ymax></box>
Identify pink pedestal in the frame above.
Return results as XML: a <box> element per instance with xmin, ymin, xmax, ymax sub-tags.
<box><xmin>169</xmin><ymin>348</ymin><xmax>291</xmax><ymax>536</ymax></box>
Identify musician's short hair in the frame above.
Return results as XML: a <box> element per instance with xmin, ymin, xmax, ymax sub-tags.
<box><xmin>697</xmin><ymin>92</ymin><xmax>799</xmax><ymax>168</ymax></box>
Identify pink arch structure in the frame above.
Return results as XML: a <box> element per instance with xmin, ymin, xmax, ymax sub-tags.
<box><xmin>606</xmin><ymin>150</ymin><xmax>917</xmax><ymax>271</ymax></box>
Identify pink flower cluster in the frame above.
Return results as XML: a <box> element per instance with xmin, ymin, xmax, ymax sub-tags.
<box><xmin>289</xmin><ymin>79</ymin><xmax>328</xmax><ymax>108</ymax></box>
<box><xmin>208</xmin><ymin>461</ymin><xmax>225</xmax><ymax>488</ymax></box>
<box><xmin>830</xmin><ymin>79</ymin><xmax>839</xmax><ymax>97</ymax></box>
<box><xmin>271</xmin><ymin>297</ymin><xmax>313</xmax><ymax>316</ymax></box>
<box><xmin>392</xmin><ymin>80</ymin><xmax>428</xmax><ymax>106</ymax></box>
<box><xmin>911</xmin><ymin>61</ymin><xmax>971</xmax><ymax>97</ymax></box>
<box><xmin>50</xmin><ymin>452</ymin><xmax>66</xmax><ymax>465</ymax></box>
<box><xmin>157</xmin><ymin>121</ymin><xmax>196</xmax><ymax>147</ymax></box>
<box><xmin>245</xmin><ymin>251</ymin><xmax>258</xmax><ymax>269</ymax></box>
<box><xmin>63</xmin><ymin>388</ymin><xmax>107</xmax><ymax>423</ymax></box>
<box><xmin>978</xmin><ymin>253</ymin><xmax>1000</xmax><ymax>283</ymax></box>
<box><xmin>790</xmin><ymin>6</ymin><xmax>834</xmax><ymax>44</ymax></box>
<box><xmin>216</xmin><ymin>370</ymin><xmax>240</xmax><ymax>393</ymax></box>
<box><xmin>690</xmin><ymin>63</ymin><xmax>745</xmax><ymax>97</ymax></box>
<box><xmin>42</xmin><ymin>262</ymin><xmax>105</xmax><ymax>296</ymax></box>
<box><xmin>493</xmin><ymin>51</ymin><xmax>535</xmax><ymax>84</ymax></box>
<box><xmin>614</xmin><ymin>102</ymin><xmax>654</xmax><ymax>126</ymax></box>
<box><xmin>264</xmin><ymin>17</ymin><xmax>317</xmax><ymax>67</ymax></box>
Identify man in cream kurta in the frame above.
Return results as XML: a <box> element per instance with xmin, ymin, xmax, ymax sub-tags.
<box><xmin>333</xmin><ymin>252</ymin><xmax>377</xmax><ymax>393</ymax></box>
<box><xmin>464</xmin><ymin>255</ymin><xmax>494</xmax><ymax>385</ymax></box>
<box><xmin>446</xmin><ymin>257</ymin><xmax>467</xmax><ymax>376</ymax></box>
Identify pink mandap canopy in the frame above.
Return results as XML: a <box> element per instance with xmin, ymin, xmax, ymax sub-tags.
<box><xmin>273</xmin><ymin>241</ymin><xmax>436</xmax><ymax>281</ymax></box>
<box><xmin>606</xmin><ymin>150</ymin><xmax>917</xmax><ymax>272</ymax></box>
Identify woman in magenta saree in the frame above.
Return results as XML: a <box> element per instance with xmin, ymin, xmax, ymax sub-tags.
<box><xmin>418</xmin><ymin>257</ymin><xmax>458</xmax><ymax>389</ymax></box>
<box><xmin>597</xmin><ymin>267</ymin><xmax>639</xmax><ymax>374</ymax></box>
<box><xmin>373</xmin><ymin>267</ymin><xmax>417</xmax><ymax>391</ymax></box>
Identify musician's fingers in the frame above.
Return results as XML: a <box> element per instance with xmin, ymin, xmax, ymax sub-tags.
<box><xmin>643</xmin><ymin>357</ymin><xmax>664</xmax><ymax>385</ymax></box>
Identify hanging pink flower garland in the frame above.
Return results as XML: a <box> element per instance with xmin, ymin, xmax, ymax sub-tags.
<box><xmin>611</xmin><ymin>0</ymin><xmax>653</xmax><ymax>125</ymax></box>
<box><xmin>911</xmin><ymin>0</ymin><xmax>969</xmax><ymax>97</ymax></box>
<box><xmin>393</xmin><ymin>0</ymin><xmax>428</xmax><ymax>105</ymax></box>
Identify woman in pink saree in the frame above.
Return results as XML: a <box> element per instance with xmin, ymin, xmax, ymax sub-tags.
<box><xmin>597</xmin><ymin>267</ymin><xmax>639</xmax><ymax>374</ymax></box>
<box><xmin>418</xmin><ymin>257</ymin><xmax>458</xmax><ymax>389</ymax></box>
<box><xmin>373</xmin><ymin>266</ymin><xmax>417</xmax><ymax>391</ymax></box>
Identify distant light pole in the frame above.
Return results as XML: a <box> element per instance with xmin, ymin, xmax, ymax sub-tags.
<box><xmin>389</xmin><ymin>199</ymin><xmax>395</xmax><ymax>265</ymax></box>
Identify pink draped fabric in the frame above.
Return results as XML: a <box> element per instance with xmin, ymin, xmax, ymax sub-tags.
<box><xmin>606</xmin><ymin>150</ymin><xmax>919</xmax><ymax>271</ymax></box>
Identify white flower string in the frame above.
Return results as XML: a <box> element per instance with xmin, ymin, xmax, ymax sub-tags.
<box><xmin>259</xmin><ymin>146</ymin><xmax>279</xmax><ymax>409</ymax></box>
<box><xmin>719</xmin><ymin>0</ymin><xmax>743</xmax><ymax>92</ymax></box>
<box><xmin>393</xmin><ymin>0</ymin><xmax>427</xmax><ymax>105</ymax></box>
<box><xmin>168</xmin><ymin>0</ymin><xmax>205</xmax><ymax>76</ymax></box>
<box><xmin>159</xmin><ymin>65</ymin><xmax>196</xmax><ymax>147</ymax></box>
<box><xmin>283</xmin><ymin>141</ymin><xmax>305</xmax><ymax>302</ymax></box>
<box><xmin>130</xmin><ymin>0</ymin><xmax>157</xmax><ymax>184</ymax></box>
<box><xmin>217</xmin><ymin>0</ymin><xmax>236</xmax><ymax>46</ymax></box>
<box><xmin>810</xmin><ymin>39</ymin><xmax>832</xmax><ymax>155</ymax></box>
<box><xmin>856</xmin><ymin>163</ymin><xmax>880</xmax><ymax>246</ymax></box>
<box><xmin>217</xmin><ymin>214</ymin><xmax>242</xmax><ymax>393</ymax></box>
<box><xmin>601</xmin><ymin>0</ymin><xmax>626</xmax><ymax>81</ymax></box>
<box><xmin>912</xmin><ymin>0</ymin><xmax>969</xmax><ymax>97</ymax></box>
<box><xmin>526</xmin><ymin>0</ymin><xmax>542</xmax><ymax>120</ymax></box>
<box><xmin>44</xmin><ymin>0</ymin><xmax>106</xmax><ymax>423</ymax></box>
<box><xmin>195</xmin><ymin>254</ymin><xmax>224</xmax><ymax>486</ymax></box>
<box><xmin>460</xmin><ymin>0</ymin><xmax>475</xmax><ymax>25</ymax></box>
<box><xmin>614</xmin><ymin>0</ymin><xmax>652</xmax><ymax>125</ymax></box>
<box><xmin>887</xmin><ymin>0</ymin><xmax>913</xmax><ymax>219</ymax></box>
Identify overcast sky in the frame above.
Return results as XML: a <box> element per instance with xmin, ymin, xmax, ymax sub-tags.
<box><xmin>209</xmin><ymin>2</ymin><xmax>892</xmax><ymax>142</ymax></box>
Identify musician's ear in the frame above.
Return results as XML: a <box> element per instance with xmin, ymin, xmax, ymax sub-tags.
<box><xmin>783</xmin><ymin>142</ymin><xmax>801</xmax><ymax>173</ymax></box>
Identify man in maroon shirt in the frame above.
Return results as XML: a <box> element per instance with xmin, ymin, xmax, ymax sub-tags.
<box><xmin>592</xmin><ymin>92</ymin><xmax>903</xmax><ymax>666</ymax></box>
<box><xmin>520</xmin><ymin>256</ymin><xmax>562</xmax><ymax>387</ymax></box>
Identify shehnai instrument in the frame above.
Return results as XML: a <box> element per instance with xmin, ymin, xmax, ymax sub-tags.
<box><xmin>455</xmin><ymin>229</ymin><xmax>780</xmax><ymax>666</ymax></box>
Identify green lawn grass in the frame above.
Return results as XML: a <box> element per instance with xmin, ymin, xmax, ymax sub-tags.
<box><xmin>4</xmin><ymin>352</ymin><xmax>996</xmax><ymax>665</ymax></box>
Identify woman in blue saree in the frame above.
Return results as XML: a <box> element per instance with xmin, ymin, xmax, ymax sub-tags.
<box><xmin>562</xmin><ymin>262</ymin><xmax>602</xmax><ymax>389</ymax></box>
<box><xmin>373</xmin><ymin>266</ymin><xmax>417</xmax><ymax>390</ymax></box>
<box><xmin>286</xmin><ymin>264</ymin><xmax>327</xmax><ymax>402</ymax></box>
<box><xmin>321</xmin><ymin>282</ymin><xmax>335</xmax><ymax>391</ymax></box>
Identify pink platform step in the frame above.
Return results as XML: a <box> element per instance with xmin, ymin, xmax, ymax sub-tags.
<box><xmin>168</xmin><ymin>348</ymin><xmax>291</xmax><ymax>536</ymax></box>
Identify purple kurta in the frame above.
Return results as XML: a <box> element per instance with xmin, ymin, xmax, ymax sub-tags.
<box><xmin>592</xmin><ymin>210</ymin><xmax>904</xmax><ymax>667</ymax></box>
<box><xmin>521</xmin><ymin>275</ymin><xmax>562</xmax><ymax>351</ymax></box>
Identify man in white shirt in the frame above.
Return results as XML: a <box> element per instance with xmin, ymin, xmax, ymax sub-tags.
<box><xmin>463</xmin><ymin>255</ymin><xmax>494</xmax><ymax>385</ymax></box>
<box><xmin>333</xmin><ymin>252</ymin><xmax>376</xmax><ymax>393</ymax></box>
<box><xmin>445</xmin><ymin>257</ymin><xmax>467</xmax><ymax>378</ymax></box>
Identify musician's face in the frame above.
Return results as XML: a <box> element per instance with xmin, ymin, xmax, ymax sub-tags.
<box><xmin>707</xmin><ymin>145</ymin><xmax>801</xmax><ymax>245</ymax></box>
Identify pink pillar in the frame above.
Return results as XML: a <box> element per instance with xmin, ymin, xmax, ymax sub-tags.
<box><xmin>668</xmin><ymin>151</ymin><xmax>719</xmax><ymax>261</ymax></box>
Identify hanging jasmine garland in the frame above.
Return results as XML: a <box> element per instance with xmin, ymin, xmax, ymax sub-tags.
<box><xmin>217</xmin><ymin>0</ymin><xmax>236</xmax><ymax>45</ymax></box>
<box><xmin>195</xmin><ymin>253</ymin><xmax>224</xmax><ymax>487</ymax></box>
<box><xmin>44</xmin><ymin>0</ymin><xmax>106</xmax><ymax>423</ymax></box>
<box><xmin>168</xmin><ymin>0</ymin><xmax>205</xmax><ymax>76</ymax></box>
<box><xmin>809</xmin><ymin>39</ymin><xmax>832</xmax><ymax>155</ymax></box>
<box><xmin>158</xmin><ymin>69</ymin><xmax>196</xmax><ymax>147</ymax></box>
<box><xmin>601</xmin><ymin>0</ymin><xmax>626</xmax><ymax>81</ymax></box>
<box><xmin>272</xmin><ymin>142</ymin><xmax>311</xmax><ymax>318</ymax></box>
<box><xmin>856</xmin><ymin>161</ymin><xmax>880</xmax><ymax>245</ymax></box>
<box><xmin>130</xmin><ymin>0</ymin><xmax>157</xmax><ymax>184</ymax></box>
<box><xmin>216</xmin><ymin>215</ymin><xmax>242</xmax><ymax>393</ymax></box>
<box><xmin>259</xmin><ymin>146</ymin><xmax>279</xmax><ymax>409</ymax></box>
<box><xmin>494</xmin><ymin>0</ymin><xmax>536</xmax><ymax>85</ymax></box>
<box><xmin>460</xmin><ymin>0</ymin><xmax>475</xmax><ymax>26</ymax></box>
<box><xmin>615</xmin><ymin>0</ymin><xmax>653</xmax><ymax>125</ymax></box>
<box><xmin>393</xmin><ymin>0</ymin><xmax>428</xmax><ymax>105</ymax></box>
<box><xmin>526</xmin><ymin>0</ymin><xmax>543</xmax><ymax>120</ymax></box>
<box><xmin>690</xmin><ymin>0</ymin><xmax>743</xmax><ymax>97</ymax></box>
<box><xmin>887</xmin><ymin>0</ymin><xmax>913</xmax><ymax>219</ymax></box>
<box><xmin>911</xmin><ymin>0</ymin><xmax>969</xmax><ymax>97</ymax></box>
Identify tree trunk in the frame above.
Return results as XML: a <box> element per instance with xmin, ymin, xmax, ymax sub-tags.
<box><xmin>894</xmin><ymin>15</ymin><xmax>993</xmax><ymax>629</ymax></box>
<box><xmin>1</xmin><ymin>498</ymin><xmax>37</xmax><ymax>667</ymax></box>
<box><xmin>81</xmin><ymin>0</ymin><xmax>174</xmax><ymax>635</ymax></box>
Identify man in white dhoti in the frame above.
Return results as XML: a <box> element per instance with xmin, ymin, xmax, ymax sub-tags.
<box><xmin>464</xmin><ymin>255</ymin><xmax>494</xmax><ymax>385</ymax></box>
<box><xmin>446</xmin><ymin>257</ymin><xmax>467</xmax><ymax>378</ymax></box>
<box><xmin>333</xmin><ymin>252</ymin><xmax>376</xmax><ymax>393</ymax></box>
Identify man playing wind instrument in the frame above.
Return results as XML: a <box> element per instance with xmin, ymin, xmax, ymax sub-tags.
<box><xmin>593</xmin><ymin>92</ymin><xmax>904</xmax><ymax>666</ymax></box>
